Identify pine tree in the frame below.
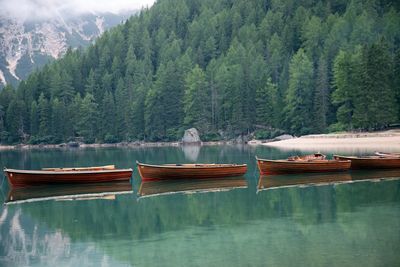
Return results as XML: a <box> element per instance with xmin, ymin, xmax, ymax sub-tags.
<box><xmin>313</xmin><ymin>57</ymin><xmax>329</xmax><ymax>133</ymax></box>
<box><xmin>5</xmin><ymin>99</ymin><xmax>25</xmax><ymax>143</ymax></box>
<box><xmin>354</xmin><ymin>40</ymin><xmax>397</xmax><ymax>129</ymax></box>
<box><xmin>51</xmin><ymin>98</ymin><xmax>64</xmax><ymax>143</ymax></box>
<box><xmin>183</xmin><ymin>65</ymin><xmax>211</xmax><ymax>133</ymax></box>
<box><xmin>255</xmin><ymin>78</ymin><xmax>278</xmax><ymax>128</ymax></box>
<box><xmin>0</xmin><ymin>104</ymin><xmax>6</xmax><ymax>143</ymax></box>
<box><xmin>77</xmin><ymin>93</ymin><xmax>98</xmax><ymax>143</ymax></box>
<box><xmin>332</xmin><ymin>49</ymin><xmax>361</xmax><ymax>129</ymax></box>
<box><xmin>38</xmin><ymin>93</ymin><xmax>50</xmax><ymax>138</ymax></box>
<box><xmin>285</xmin><ymin>49</ymin><xmax>314</xmax><ymax>135</ymax></box>
<box><xmin>30</xmin><ymin>101</ymin><xmax>39</xmax><ymax>137</ymax></box>
<box><xmin>100</xmin><ymin>91</ymin><xmax>117</xmax><ymax>142</ymax></box>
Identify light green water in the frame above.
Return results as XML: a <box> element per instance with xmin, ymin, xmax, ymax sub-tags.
<box><xmin>0</xmin><ymin>145</ymin><xmax>399</xmax><ymax>266</ymax></box>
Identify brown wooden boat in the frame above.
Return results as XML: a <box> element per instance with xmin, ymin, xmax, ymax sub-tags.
<box><xmin>136</xmin><ymin>161</ymin><xmax>247</xmax><ymax>181</ymax></box>
<box><xmin>256</xmin><ymin>154</ymin><xmax>351</xmax><ymax>175</ymax></box>
<box><xmin>138</xmin><ymin>177</ymin><xmax>247</xmax><ymax>198</ymax></box>
<box><xmin>4</xmin><ymin>165</ymin><xmax>133</xmax><ymax>187</ymax></box>
<box><xmin>334</xmin><ymin>155</ymin><xmax>400</xmax><ymax>169</ymax></box>
<box><xmin>5</xmin><ymin>181</ymin><xmax>133</xmax><ymax>205</ymax></box>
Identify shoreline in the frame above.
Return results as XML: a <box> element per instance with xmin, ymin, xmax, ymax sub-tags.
<box><xmin>262</xmin><ymin>130</ymin><xmax>400</xmax><ymax>153</ymax></box>
<box><xmin>1</xmin><ymin>130</ymin><xmax>399</xmax><ymax>152</ymax></box>
<box><xmin>0</xmin><ymin>140</ymin><xmax>242</xmax><ymax>151</ymax></box>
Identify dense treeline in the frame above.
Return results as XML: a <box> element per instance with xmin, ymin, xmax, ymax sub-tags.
<box><xmin>0</xmin><ymin>0</ymin><xmax>399</xmax><ymax>144</ymax></box>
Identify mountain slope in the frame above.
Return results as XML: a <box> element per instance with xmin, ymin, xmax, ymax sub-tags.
<box><xmin>0</xmin><ymin>12</ymin><xmax>134</xmax><ymax>87</ymax></box>
<box><xmin>0</xmin><ymin>0</ymin><xmax>399</xmax><ymax>144</ymax></box>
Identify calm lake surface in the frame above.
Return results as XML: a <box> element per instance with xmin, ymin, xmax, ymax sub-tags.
<box><xmin>0</xmin><ymin>145</ymin><xmax>399</xmax><ymax>267</ymax></box>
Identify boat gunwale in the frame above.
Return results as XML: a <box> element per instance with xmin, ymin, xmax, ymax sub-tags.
<box><xmin>3</xmin><ymin>168</ymin><xmax>133</xmax><ymax>175</ymax></box>
<box><xmin>136</xmin><ymin>161</ymin><xmax>247</xmax><ymax>169</ymax></box>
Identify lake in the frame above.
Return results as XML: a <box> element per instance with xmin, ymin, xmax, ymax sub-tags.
<box><xmin>0</xmin><ymin>145</ymin><xmax>399</xmax><ymax>266</ymax></box>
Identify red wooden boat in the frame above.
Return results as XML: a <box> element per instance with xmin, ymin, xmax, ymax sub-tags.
<box><xmin>256</xmin><ymin>154</ymin><xmax>351</xmax><ymax>175</ymax></box>
<box><xmin>136</xmin><ymin>161</ymin><xmax>247</xmax><ymax>181</ymax></box>
<box><xmin>4</xmin><ymin>165</ymin><xmax>133</xmax><ymax>187</ymax></box>
<box><xmin>334</xmin><ymin>155</ymin><xmax>400</xmax><ymax>169</ymax></box>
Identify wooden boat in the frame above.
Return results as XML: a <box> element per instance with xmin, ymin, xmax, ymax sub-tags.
<box><xmin>139</xmin><ymin>177</ymin><xmax>247</xmax><ymax>198</ymax></box>
<box><xmin>5</xmin><ymin>181</ymin><xmax>133</xmax><ymax>205</ymax></box>
<box><xmin>4</xmin><ymin>165</ymin><xmax>133</xmax><ymax>187</ymax></box>
<box><xmin>136</xmin><ymin>161</ymin><xmax>247</xmax><ymax>181</ymax></box>
<box><xmin>334</xmin><ymin>155</ymin><xmax>400</xmax><ymax>169</ymax></box>
<box><xmin>256</xmin><ymin>154</ymin><xmax>351</xmax><ymax>175</ymax></box>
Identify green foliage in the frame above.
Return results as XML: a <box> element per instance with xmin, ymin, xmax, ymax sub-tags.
<box><xmin>78</xmin><ymin>93</ymin><xmax>98</xmax><ymax>143</ymax></box>
<box><xmin>332</xmin><ymin>40</ymin><xmax>398</xmax><ymax>130</ymax></box>
<box><xmin>285</xmin><ymin>49</ymin><xmax>314</xmax><ymax>135</ymax></box>
<box><xmin>184</xmin><ymin>65</ymin><xmax>211</xmax><ymax>132</ymax></box>
<box><xmin>1</xmin><ymin>0</ymin><xmax>400</xmax><ymax>144</ymax></box>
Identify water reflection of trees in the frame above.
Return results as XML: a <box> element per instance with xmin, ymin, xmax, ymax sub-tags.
<box><xmin>0</xmin><ymin>147</ymin><xmax>399</xmax><ymax>265</ymax></box>
<box><xmin>0</xmin><ymin>178</ymin><xmax>399</xmax><ymax>265</ymax></box>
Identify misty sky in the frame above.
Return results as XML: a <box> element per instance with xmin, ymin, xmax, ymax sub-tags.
<box><xmin>0</xmin><ymin>0</ymin><xmax>156</xmax><ymax>21</ymax></box>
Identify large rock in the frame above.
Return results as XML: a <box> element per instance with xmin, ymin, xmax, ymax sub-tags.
<box><xmin>182</xmin><ymin>128</ymin><xmax>201</xmax><ymax>144</ymax></box>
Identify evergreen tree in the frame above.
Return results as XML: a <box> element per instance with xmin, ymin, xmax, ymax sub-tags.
<box><xmin>255</xmin><ymin>78</ymin><xmax>278</xmax><ymax>128</ymax></box>
<box><xmin>100</xmin><ymin>91</ymin><xmax>117</xmax><ymax>142</ymax></box>
<box><xmin>77</xmin><ymin>93</ymin><xmax>98</xmax><ymax>143</ymax></box>
<box><xmin>0</xmin><ymin>104</ymin><xmax>6</xmax><ymax>143</ymax></box>
<box><xmin>38</xmin><ymin>93</ymin><xmax>50</xmax><ymax>138</ymax></box>
<box><xmin>183</xmin><ymin>65</ymin><xmax>211</xmax><ymax>132</ymax></box>
<box><xmin>30</xmin><ymin>101</ymin><xmax>39</xmax><ymax>137</ymax></box>
<box><xmin>285</xmin><ymin>49</ymin><xmax>314</xmax><ymax>135</ymax></box>
<box><xmin>51</xmin><ymin>98</ymin><xmax>64</xmax><ymax>142</ymax></box>
<box><xmin>313</xmin><ymin>57</ymin><xmax>329</xmax><ymax>133</ymax></box>
<box><xmin>354</xmin><ymin>40</ymin><xmax>397</xmax><ymax>129</ymax></box>
<box><xmin>332</xmin><ymin>49</ymin><xmax>361</xmax><ymax>129</ymax></box>
<box><xmin>5</xmin><ymin>99</ymin><xmax>25</xmax><ymax>143</ymax></box>
<box><xmin>0</xmin><ymin>0</ymin><xmax>399</xmax><ymax>144</ymax></box>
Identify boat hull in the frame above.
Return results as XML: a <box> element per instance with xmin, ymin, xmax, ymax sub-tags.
<box><xmin>334</xmin><ymin>155</ymin><xmax>400</xmax><ymax>169</ymax></box>
<box><xmin>4</xmin><ymin>169</ymin><xmax>133</xmax><ymax>187</ymax></box>
<box><xmin>136</xmin><ymin>163</ymin><xmax>247</xmax><ymax>181</ymax></box>
<box><xmin>256</xmin><ymin>158</ymin><xmax>351</xmax><ymax>175</ymax></box>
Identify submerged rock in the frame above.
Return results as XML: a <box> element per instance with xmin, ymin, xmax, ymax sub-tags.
<box><xmin>182</xmin><ymin>128</ymin><xmax>201</xmax><ymax>144</ymax></box>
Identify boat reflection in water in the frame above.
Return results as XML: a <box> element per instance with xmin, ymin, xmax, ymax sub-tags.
<box><xmin>138</xmin><ymin>176</ymin><xmax>247</xmax><ymax>198</ymax></box>
<box><xmin>5</xmin><ymin>181</ymin><xmax>133</xmax><ymax>205</ymax></box>
<box><xmin>258</xmin><ymin>169</ymin><xmax>400</xmax><ymax>192</ymax></box>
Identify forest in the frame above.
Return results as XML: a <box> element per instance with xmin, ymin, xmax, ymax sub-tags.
<box><xmin>0</xmin><ymin>0</ymin><xmax>399</xmax><ymax>144</ymax></box>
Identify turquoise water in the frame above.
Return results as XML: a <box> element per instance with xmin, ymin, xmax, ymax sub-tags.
<box><xmin>0</xmin><ymin>145</ymin><xmax>399</xmax><ymax>266</ymax></box>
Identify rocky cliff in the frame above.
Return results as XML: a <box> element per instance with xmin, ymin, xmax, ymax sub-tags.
<box><xmin>0</xmin><ymin>11</ymin><xmax>134</xmax><ymax>87</ymax></box>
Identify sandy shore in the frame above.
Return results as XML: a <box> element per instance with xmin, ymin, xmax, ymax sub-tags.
<box><xmin>263</xmin><ymin>130</ymin><xmax>400</xmax><ymax>153</ymax></box>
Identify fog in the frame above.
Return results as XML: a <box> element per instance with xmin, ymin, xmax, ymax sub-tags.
<box><xmin>0</xmin><ymin>0</ymin><xmax>156</xmax><ymax>21</ymax></box>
